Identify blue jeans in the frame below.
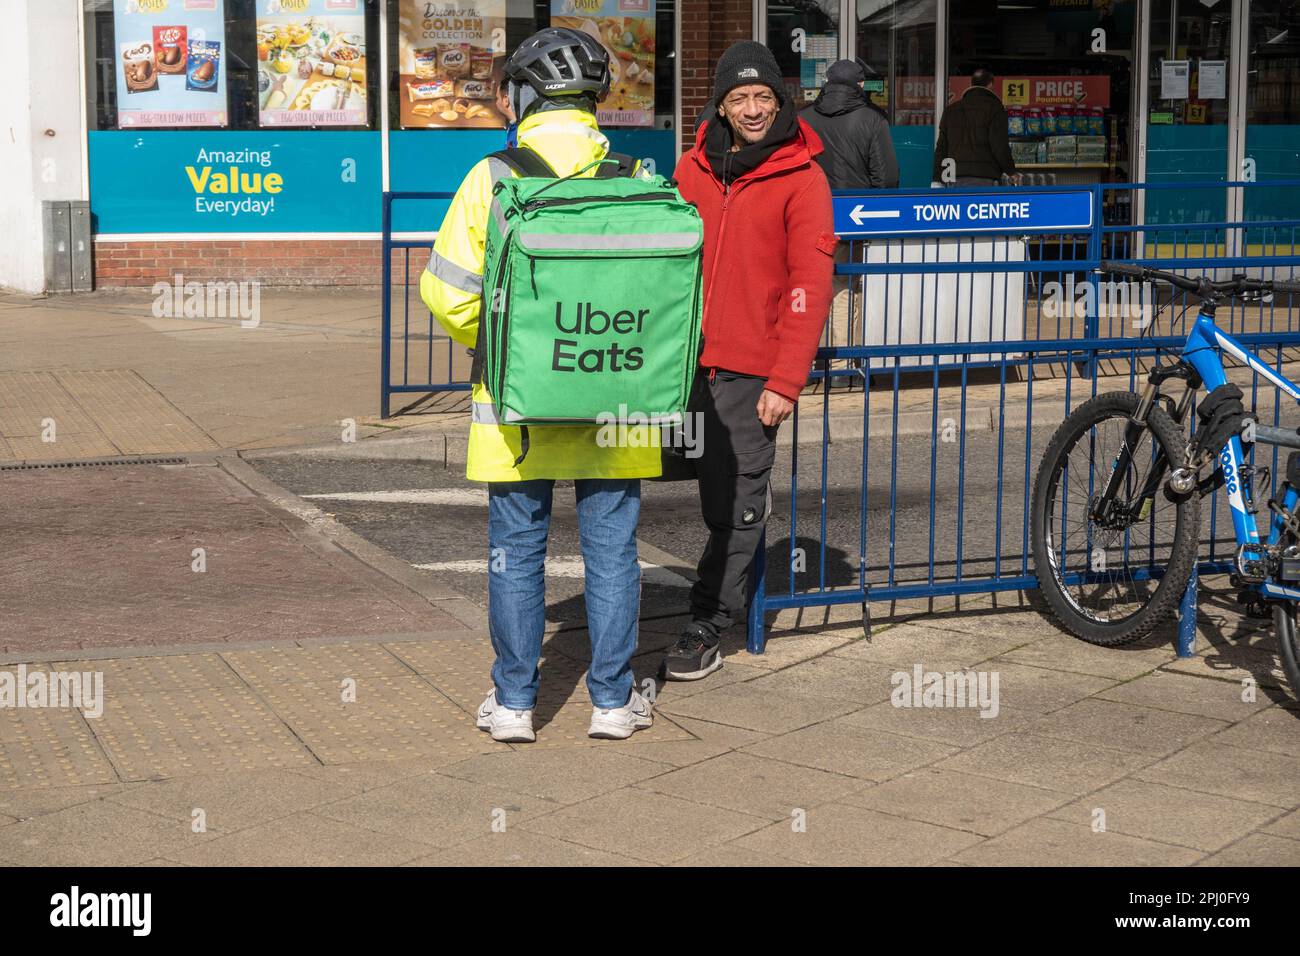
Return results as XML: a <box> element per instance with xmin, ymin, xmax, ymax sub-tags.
<box><xmin>487</xmin><ymin>479</ymin><xmax>641</xmax><ymax>710</ymax></box>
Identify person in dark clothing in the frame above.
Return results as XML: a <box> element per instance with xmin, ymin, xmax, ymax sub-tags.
<box><xmin>932</xmin><ymin>68</ymin><xmax>1018</xmax><ymax>186</ymax></box>
<box><xmin>659</xmin><ymin>41</ymin><xmax>836</xmax><ymax>682</ymax></box>
<box><xmin>802</xmin><ymin>58</ymin><xmax>898</xmax><ymax>358</ymax></box>
<box><xmin>802</xmin><ymin>58</ymin><xmax>899</xmax><ymax>190</ymax></box>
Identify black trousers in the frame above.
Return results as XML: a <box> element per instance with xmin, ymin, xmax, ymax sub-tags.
<box><xmin>663</xmin><ymin>368</ymin><xmax>778</xmax><ymax>633</ymax></box>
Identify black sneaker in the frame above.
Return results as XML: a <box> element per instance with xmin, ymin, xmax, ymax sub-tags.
<box><xmin>660</xmin><ymin>623</ymin><xmax>723</xmax><ymax>682</ymax></box>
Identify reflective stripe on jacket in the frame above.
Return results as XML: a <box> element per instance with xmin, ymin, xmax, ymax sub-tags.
<box><xmin>420</xmin><ymin>108</ymin><xmax>663</xmax><ymax>483</ymax></box>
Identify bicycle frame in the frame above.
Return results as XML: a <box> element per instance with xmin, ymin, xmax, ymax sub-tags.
<box><xmin>1181</xmin><ymin>311</ymin><xmax>1300</xmax><ymax>598</ymax></box>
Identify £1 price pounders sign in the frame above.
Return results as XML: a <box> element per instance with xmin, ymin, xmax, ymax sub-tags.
<box><xmin>833</xmin><ymin>190</ymin><xmax>1094</xmax><ymax>237</ymax></box>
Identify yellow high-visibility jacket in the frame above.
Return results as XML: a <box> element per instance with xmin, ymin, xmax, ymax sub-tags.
<box><xmin>421</xmin><ymin>108</ymin><xmax>662</xmax><ymax>483</ymax></box>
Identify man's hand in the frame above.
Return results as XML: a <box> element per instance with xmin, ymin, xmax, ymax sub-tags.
<box><xmin>756</xmin><ymin>389</ymin><xmax>795</xmax><ymax>427</ymax></box>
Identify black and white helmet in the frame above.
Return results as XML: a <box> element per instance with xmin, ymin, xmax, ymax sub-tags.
<box><xmin>503</xmin><ymin>27</ymin><xmax>611</xmax><ymax>100</ymax></box>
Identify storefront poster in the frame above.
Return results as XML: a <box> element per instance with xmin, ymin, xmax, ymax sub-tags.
<box><xmin>949</xmin><ymin>75</ymin><xmax>1110</xmax><ymax>109</ymax></box>
<box><xmin>1160</xmin><ymin>60</ymin><xmax>1189</xmax><ymax>100</ymax></box>
<box><xmin>1198</xmin><ymin>60</ymin><xmax>1226</xmax><ymax>100</ymax></box>
<box><xmin>87</xmin><ymin>130</ymin><xmax>380</xmax><ymax>233</ymax></box>
<box><xmin>113</xmin><ymin>0</ymin><xmax>229</xmax><ymax>128</ymax></box>
<box><xmin>553</xmin><ymin>0</ymin><xmax>656</xmax><ymax>127</ymax></box>
<box><xmin>398</xmin><ymin>0</ymin><xmax>507</xmax><ymax>129</ymax></box>
<box><xmin>256</xmin><ymin>0</ymin><xmax>367</xmax><ymax>128</ymax></box>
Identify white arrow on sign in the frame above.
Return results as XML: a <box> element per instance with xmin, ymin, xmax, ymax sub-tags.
<box><xmin>849</xmin><ymin>205</ymin><xmax>901</xmax><ymax>226</ymax></box>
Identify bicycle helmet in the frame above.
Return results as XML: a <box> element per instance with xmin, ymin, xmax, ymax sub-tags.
<box><xmin>503</xmin><ymin>27</ymin><xmax>611</xmax><ymax>101</ymax></box>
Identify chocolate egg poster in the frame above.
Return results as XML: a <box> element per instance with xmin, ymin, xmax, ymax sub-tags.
<box><xmin>112</xmin><ymin>0</ymin><xmax>229</xmax><ymax>128</ymax></box>
<box><xmin>552</xmin><ymin>0</ymin><xmax>655</xmax><ymax>127</ymax></box>
<box><xmin>256</xmin><ymin>0</ymin><xmax>368</xmax><ymax>128</ymax></box>
<box><xmin>398</xmin><ymin>1</ymin><xmax>507</xmax><ymax>129</ymax></box>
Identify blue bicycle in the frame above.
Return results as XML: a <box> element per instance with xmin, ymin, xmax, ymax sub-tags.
<box><xmin>1031</xmin><ymin>261</ymin><xmax>1300</xmax><ymax>696</ymax></box>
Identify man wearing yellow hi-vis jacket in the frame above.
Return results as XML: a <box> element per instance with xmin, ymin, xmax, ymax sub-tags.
<box><xmin>420</xmin><ymin>27</ymin><xmax>660</xmax><ymax>744</ymax></box>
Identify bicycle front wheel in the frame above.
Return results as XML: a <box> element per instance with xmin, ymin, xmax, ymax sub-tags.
<box><xmin>1031</xmin><ymin>391</ymin><xmax>1201</xmax><ymax>646</ymax></box>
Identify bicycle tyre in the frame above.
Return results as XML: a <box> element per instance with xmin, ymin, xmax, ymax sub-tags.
<box><xmin>1031</xmin><ymin>391</ymin><xmax>1201</xmax><ymax>647</ymax></box>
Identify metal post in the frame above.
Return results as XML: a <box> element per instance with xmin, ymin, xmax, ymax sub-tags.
<box><xmin>1177</xmin><ymin>566</ymin><xmax>1198</xmax><ymax>658</ymax></box>
<box><xmin>746</xmin><ymin>528</ymin><xmax>767</xmax><ymax>654</ymax></box>
<box><xmin>380</xmin><ymin>192</ymin><xmax>393</xmax><ymax>420</ymax></box>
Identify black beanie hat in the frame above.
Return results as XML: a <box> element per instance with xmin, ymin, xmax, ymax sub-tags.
<box><xmin>713</xmin><ymin>40</ymin><xmax>785</xmax><ymax>104</ymax></box>
<box><xmin>825</xmin><ymin>58</ymin><xmax>869</xmax><ymax>85</ymax></box>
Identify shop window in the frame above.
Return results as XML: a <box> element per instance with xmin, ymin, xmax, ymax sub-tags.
<box><xmin>855</xmin><ymin>0</ymin><xmax>936</xmax><ymax>187</ymax></box>
<box><xmin>1145</xmin><ymin>0</ymin><xmax>1233</xmax><ymax>225</ymax></box>
<box><xmin>947</xmin><ymin>0</ymin><xmax>1136</xmax><ymax>213</ymax></box>
<box><xmin>84</xmin><ymin>0</ymin><xmax>381</xmax><ymax>131</ymax></box>
<box><xmin>766</xmin><ymin>0</ymin><xmax>841</xmax><ymax>105</ymax></box>
<box><xmin>1244</xmin><ymin>0</ymin><xmax>1300</xmax><ymax>227</ymax></box>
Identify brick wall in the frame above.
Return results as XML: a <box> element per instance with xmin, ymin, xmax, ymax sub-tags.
<box><xmin>680</xmin><ymin>0</ymin><xmax>755</xmax><ymax>150</ymax></box>
<box><xmin>92</xmin><ymin>239</ymin><xmax>435</xmax><ymax>288</ymax></box>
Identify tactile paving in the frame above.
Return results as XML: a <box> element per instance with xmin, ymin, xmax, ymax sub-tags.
<box><xmin>49</xmin><ymin>654</ymin><xmax>244</xmax><ymax>697</ymax></box>
<box><xmin>0</xmin><ymin>735</ymin><xmax>118</xmax><ymax>790</ymax></box>
<box><xmin>253</xmin><ymin>673</ymin><xmax>490</xmax><ymax>764</ymax></box>
<box><xmin>88</xmin><ymin>684</ymin><xmax>314</xmax><ymax>780</ymax></box>
<box><xmin>223</xmin><ymin>643</ymin><xmax>415</xmax><ymax>690</ymax></box>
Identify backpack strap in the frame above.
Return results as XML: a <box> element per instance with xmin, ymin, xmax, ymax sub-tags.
<box><xmin>487</xmin><ymin>146</ymin><xmax>558</xmax><ymax>179</ymax></box>
<box><xmin>594</xmin><ymin>151</ymin><xmax>639</xmax><ymax>179</ymax></box>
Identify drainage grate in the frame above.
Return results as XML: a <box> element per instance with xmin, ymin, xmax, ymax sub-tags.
<box><xmin>0</xmin><ymin>455</ymin><xmax>190</xmax><ymax>471</ymax></box>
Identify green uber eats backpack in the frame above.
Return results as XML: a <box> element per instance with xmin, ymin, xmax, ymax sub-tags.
<box><xmin>474</xmin><ymin>146</ymin><xmax>704</xmax><ymax>465</ymax></box>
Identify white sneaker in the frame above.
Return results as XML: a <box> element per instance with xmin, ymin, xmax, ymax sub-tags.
<box><xmin>475</xmin><ymin>690</ymin><xmax>535</xmax><ymax>743</ymax></box>
<box><xmin>588</xmin><ymin>688</ymin><xmax>654</xmax><ymax>740</ymax></box>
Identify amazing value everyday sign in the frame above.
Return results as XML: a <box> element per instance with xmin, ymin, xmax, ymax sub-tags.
<box><xmin>88</xmin><ymin>130</ymin><xmax>381</xmax><ymax>233</ymax></box>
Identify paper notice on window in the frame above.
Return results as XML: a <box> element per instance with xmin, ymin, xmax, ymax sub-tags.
<box><xmin>1199</xmin><ymin>60</ymin><xmax>1226</xmax><ymax>100</ymax></box>
<box><xmin>1160</xmin><ymin>60</ymin><xmax>1189</xmax><ymax>100</ymax></box>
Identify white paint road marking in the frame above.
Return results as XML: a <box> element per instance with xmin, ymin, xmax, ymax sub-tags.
<box><xmin>303</xmin><ymin>489</ymin><xmax>488</xmax><ymax>505</ymax></box>
<box><xmin>412</xmin><ymin>557</ymin><xmax>691</xmax><ymax>588</ymax></box>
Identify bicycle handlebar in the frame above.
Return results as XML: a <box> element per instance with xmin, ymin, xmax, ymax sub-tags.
<box><xmin>1098</xmin><ymin>260</ymin><xmax>1300</xmax><ymax>297</ymax></box>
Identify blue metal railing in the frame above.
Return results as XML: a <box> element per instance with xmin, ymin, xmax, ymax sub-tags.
<box><xmin>378</xmin><ymin>180</ymin><xmax>1300</xmax><ymax>653</ymax></box>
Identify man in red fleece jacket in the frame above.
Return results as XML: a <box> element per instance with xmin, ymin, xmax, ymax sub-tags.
<box><xmin>660</xmin><ymin>40</ymin><xmax>836</xmax><ymax>682</ymax></box>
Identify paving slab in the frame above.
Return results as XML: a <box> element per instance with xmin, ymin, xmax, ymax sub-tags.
<box><xmin>992</xmin><ymin>632</ymin><xmax>1175</xmax><ymax>681</ymax></box>
<box><xmin>741</xmin><ymin>719</ymin><xmax>957</xmax><ymax>781</ymax></box>
<box><xmin>657</xmin><ymin>683</ymin><xmax>862</xmax><ymax>735</ymax></box>
<box><xmin>1096</xmin><ymin>670</ymin><xmax>1275</xmax><ymax>721</ymax></box>
<box><xmin>733</xmin><ymin>803</ymin><xmax>984</xmax><ymax>867</ymax></box>
<box><xmin>951</xmin><ymin>817</ymin><xmax>1203</xmax><ymax>866</ymax></box>
<box><xmin>0</xmin><ymin>735</ymin><xmax>120</xmax><ymax>791</ymax></box>
<box><xmin>0</xmin><ymin>783</ymin><xmax>135</xmax><ymax>820</ymax></box>
<box><xmin>1197</xmin><ymin>832</ymin><xmax>1300</xmax><ymax>866</ymax></box>
<box><xmin>635</xmin><ymin>752</ymin><xmax>863</xmax><ymax>821</ymax></box>
<box><xmin>408</xmin><ymin>829</ymin><xmax>642</xmax><ymax>867</ymax></box>
<box><xmin>519</xmin><ymin>787</ymin><xmax>770</xmax><ymax>865</ymax></box>
<box><xmin>829</xmin><ymin>622</ymin><xmax>1034</xmax><ymax>668</ymax></box>
<box><xmin>107</xmin><ymin>768</ymin><xmax>358</xmax><ymax>835</ymax></box>
<box><xmin>438</xmin><ymin>748</ymin><xmax>674</xmax><ymax>805</ymax></box>
<box><xmin>840</xmin><ymin>696</ymin><xmax>1030</xmax><ymax>747</ymax></box>
<box><xmin>934</xmin><ymin>732</ymin><xmax>1155</xmax><ymax>795</ymax></box>
<box><xmin>222</xmin><ymin>643</ymin><xmax>416</xmax><ymax>688</ymax></box>
<box><xmin>166</xmin><ymin>810</ymin><xmax>432</xmax><ymax>866</ymax></box>
<box><xmin>841</xmin><ymin>768</ymin><xmax>1073</xmax><ymax>837</ymax></box>
<box><xmin>1025</xmin><ymin>698</ymin><xmax>1230</xmax><ymax>756</ymax></box>
<box><xmin>961</xmin><ymin>662</ymin><xmax>1117</xmax><ymax>714</ymax></box>
<box><xmin>1134</xmin><ymin>741</ymin><xmax>1300</xmax><ymax>808</ymax></box>
<box><xmin>1263</xmin><ymin>808</ymin><xmax>1300</xmax><ymax>840</ymax></box>
<box><xmin>614</xmin><ymin>715</ymin><xmax>770</xmax><ymax>768</ymax></box>
<box><xmin>313</xmin><ymin>771</ymin><xmax>560</xmax><ymax>849</ymax></box>
<box><xmin>741</xmin><ymin>656</ymin><xmax>905</xmax><ymax>705</ymax></box>
<box><xmin>1047</xmin><ymin>778</ymin><xmax>1283</xmax><ymax>853</ymax></box>
<box><xmin>0</xmin><ymin>798</ymin><xmax>204</xmax><ymax>866</ymax></box>
<box><xmin>1205</xmin><ymin>704</ymin><xmax>1300</xmax><ymax>757</ymax></box>
<box><xmin>669</xmin><ymin>844</ymin><xmax>807</xmax><ymax>867</ymax></box>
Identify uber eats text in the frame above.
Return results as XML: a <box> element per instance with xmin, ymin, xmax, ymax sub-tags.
<box><xmin>551</xmin><ymin>301</ymin><xmax>646</xmax><ymax>373</ymax></box>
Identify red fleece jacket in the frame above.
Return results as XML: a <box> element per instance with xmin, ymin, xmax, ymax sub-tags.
<box><xmin>673</xmin><ymin>118</ymin><xmax>837</xmax><ymax>402</ymax></box>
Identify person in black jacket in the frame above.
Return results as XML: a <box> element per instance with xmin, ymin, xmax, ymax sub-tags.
<box><xmin>802</xmin><ymin>58</ymin><xmax>899</xmax><ymax>190</ymax></box>
<box><xmin>802</xmin><ymin>58</ymin><xmax>898</xmax><ymax>362</ymax></box>
<box><xmin>932</xmin><ymin>68</ymin><xmax>1018</xmax><ymax>186</ymax></box>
